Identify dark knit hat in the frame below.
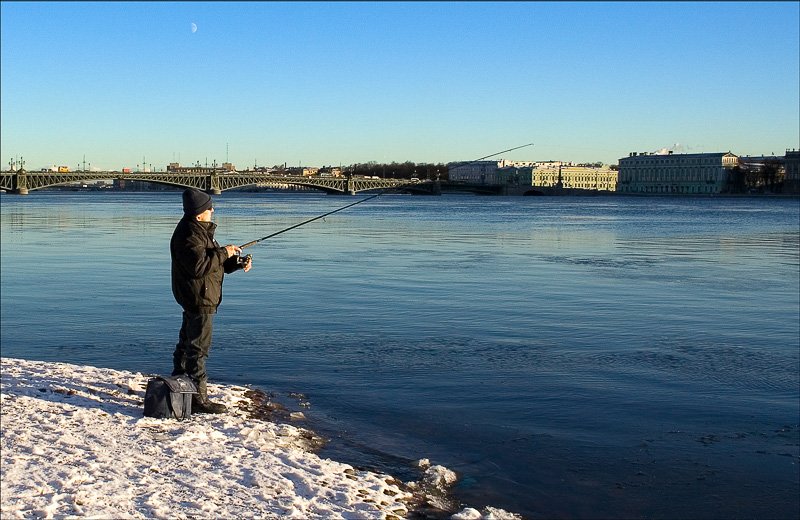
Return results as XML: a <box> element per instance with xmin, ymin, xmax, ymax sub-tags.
<box><xmin>182</xmin><ymin>188</ymin><xmax>213</xmax><ymax>216</ymax></box>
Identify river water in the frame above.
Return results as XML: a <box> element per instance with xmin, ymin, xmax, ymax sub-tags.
<box><xmin>1</xmin><ymin>191</ymin><xmax>798</xmax><ymax>519</ymax></box>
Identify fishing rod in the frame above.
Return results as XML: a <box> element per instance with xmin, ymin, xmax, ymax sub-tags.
<box><xmin>239</xmin><ymin>192</ymin><xmax>383</xmax><ymax>249</ymax></box>
<box><xmin>239</xmin><ymin>141</ymin><xmax>534</xmax><ymax>250</ymax></box>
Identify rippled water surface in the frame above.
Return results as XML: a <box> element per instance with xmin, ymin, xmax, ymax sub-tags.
<box><xmin>2</xmin><ymin>191</ymin><xmax>799</xmax><ymax>519</ymax></box>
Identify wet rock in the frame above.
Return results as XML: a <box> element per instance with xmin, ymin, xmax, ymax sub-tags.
<box><xmin>238</xmin><ymin>388</ymin><xmax>290</xmax><ymax>422</ymax></box>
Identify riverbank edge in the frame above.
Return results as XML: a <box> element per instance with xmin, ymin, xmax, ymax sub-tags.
<box><xmin>0</xmin><ymin>357</ymin><xmax>522</xmax><ymax>520</ymax></box>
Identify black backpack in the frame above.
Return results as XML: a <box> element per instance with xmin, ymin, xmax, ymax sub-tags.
<box><xmin>143</xmin><ymin>375</ymin><xmax>198</xmax><ymax>420</ymax></box>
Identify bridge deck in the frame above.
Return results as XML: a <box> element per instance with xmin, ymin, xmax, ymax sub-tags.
<box><xmin>0</xmin><ymin>171</ymin><xmax>433</xmax><ymax>195</ymax></box>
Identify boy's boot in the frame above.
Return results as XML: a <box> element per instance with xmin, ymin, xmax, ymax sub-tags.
<box><xmin>192</xmin><ymin>379</ymin><xmax>227</xmax><ymax>414</ymax></box>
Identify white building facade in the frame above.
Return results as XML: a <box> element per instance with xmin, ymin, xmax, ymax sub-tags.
<box><xmin>532</xmin><ymin>164</ymin><xmax>617</xmax><ymax>191</ymax></box>
<box><xmin>617</xmin><ymin>152</ymin><xmax>738</xmax><ymax>194</ymax></box>
<box><xmin>449</xmin><ymin>160</ymin><xmax>617</xmax><ymax>191</ymax></box>
<box><xmin>447</xmin><ymin>161</ymin><xmax>502</xmax><ymax>184</ymax></box>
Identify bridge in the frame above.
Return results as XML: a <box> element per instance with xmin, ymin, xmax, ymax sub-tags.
<box><xmin>0</xmin><ymin>170</ymin><xmax>440</xmax><ymax>195</ymax></box>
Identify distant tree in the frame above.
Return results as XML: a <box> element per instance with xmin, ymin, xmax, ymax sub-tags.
<box><xmin>727</xmin><ymin>165</ymin><xmax>746</xmax><ymax>193</ymax></box>
<box><xmin>343</xmin><ymin>161</ymin><xmax>447</xmax><ymax>180</ymax></box>
<box><xmin>745</xmin><ymin>164</ymin><xmax>762</xmax><ymax>191</ymax></box>
<box><xmin>761</xmin><ymin>159</ymin><xmax>783</xmax><ymax>193</ymax></box>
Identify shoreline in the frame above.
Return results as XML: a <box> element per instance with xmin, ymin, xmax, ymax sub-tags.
<box><xmin>0</xmin><ymin>357</ymin><xmax>521</xmax><ymax>520</ymax></box>
<box><xmin>2</xmin><ymin>186</ymin><xmax>799</xmax><ymax>199</ymax></box>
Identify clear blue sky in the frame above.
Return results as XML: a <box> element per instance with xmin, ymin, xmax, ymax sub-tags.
<box><xmin>2</xmin><ymin>1</ymin><xmax>798</xmax><ymax>170</ymax></box>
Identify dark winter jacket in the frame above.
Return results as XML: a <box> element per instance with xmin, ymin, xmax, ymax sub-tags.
<box><xmin>171</xmin><ymin>216</ymin><xmax>241</xmax><ymax>314</ymax></box>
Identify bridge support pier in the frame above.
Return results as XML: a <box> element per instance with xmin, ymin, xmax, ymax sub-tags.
<box><xmin>14</xmin><ymin>172</ymin><xmax>29</xmax><ymax>195</ymax></box>
<box><xmin>207</xmin><ymin>174</ymin><xmax>222</xmax><ymax>195</ymax></box>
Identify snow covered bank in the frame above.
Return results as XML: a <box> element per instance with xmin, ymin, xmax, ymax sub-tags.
<box><xmin>0</xmin><ymin>358</ymin><xmax>521</xmax><ymax>519</ymax></box>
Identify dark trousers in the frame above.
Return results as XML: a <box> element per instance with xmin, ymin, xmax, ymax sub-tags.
<box><xmin>172</xmin><ymin>311</ymin><xmax>214</xmax><ymax>385</ymax></box>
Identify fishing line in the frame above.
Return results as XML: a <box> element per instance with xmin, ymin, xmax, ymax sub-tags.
<box><xmin>239</xmin><ymin>141</ymin><xmax>534</xmax><ymax>250</ymax></box>
<box><xmin>239</xmin><ymin>191</ymin><xmax>384</xmax><ymax>249</ymax></box>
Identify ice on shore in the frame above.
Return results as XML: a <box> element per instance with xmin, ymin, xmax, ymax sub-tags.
<box><xmin>0</xmin><ymin>357</ymin><xmax>521</xmax><ymax>520</ymax></box>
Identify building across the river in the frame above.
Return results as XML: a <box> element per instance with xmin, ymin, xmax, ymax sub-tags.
<box><xmin>784</xmin><ymin>150</ymin><xmax>800</xmax><ymax>194</ymax></box>
<box><xmin>528</xmin><ymin>163</ymin><xmax>617</xmax><ymax>191</ymax></box>
<box><xmin>617</xmin><ymin>151</ymin><xmax>738</xmax><ymax>194</ymax></box>
<box><xmin>447</xmin><ymin>160</ymin><xmax>504</xmax><ymax>184</ymax></box>
<box><xmin>166</xmin><ymin>162</ymin><xmax>236</xmax><ymax>174</ymax></box>
<box><xmin>448</xmin><ymin>160</ymin><xmax>617</xmax><ymax>191</ymax></box>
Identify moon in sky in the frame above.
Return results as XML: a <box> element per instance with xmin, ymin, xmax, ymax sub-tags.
<box><xmin>191</xmin><ymin>22</ymin><xmax>197</xmax><ymax>33</ymax></box>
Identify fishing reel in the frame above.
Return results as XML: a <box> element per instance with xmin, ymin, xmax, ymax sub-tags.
<box><xmin>236</xmin><ymin>253</ymin><xmax>252</xmax><ymax>268</ymax></box>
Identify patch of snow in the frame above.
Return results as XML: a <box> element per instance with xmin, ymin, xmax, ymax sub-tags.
<box><xmin>0</xmin><ymin>357</ymin><xmax>523</xmax><ymax>520</ymax></box>
<box><xmin>452</xmin><ymin>506</ymin><xmax>524</xmax><ymax>520</ymax></box>
<box><xmin>1</xmin><ymin>358</ymin><xmax>413</xmax><ymax>519</ymax></box>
